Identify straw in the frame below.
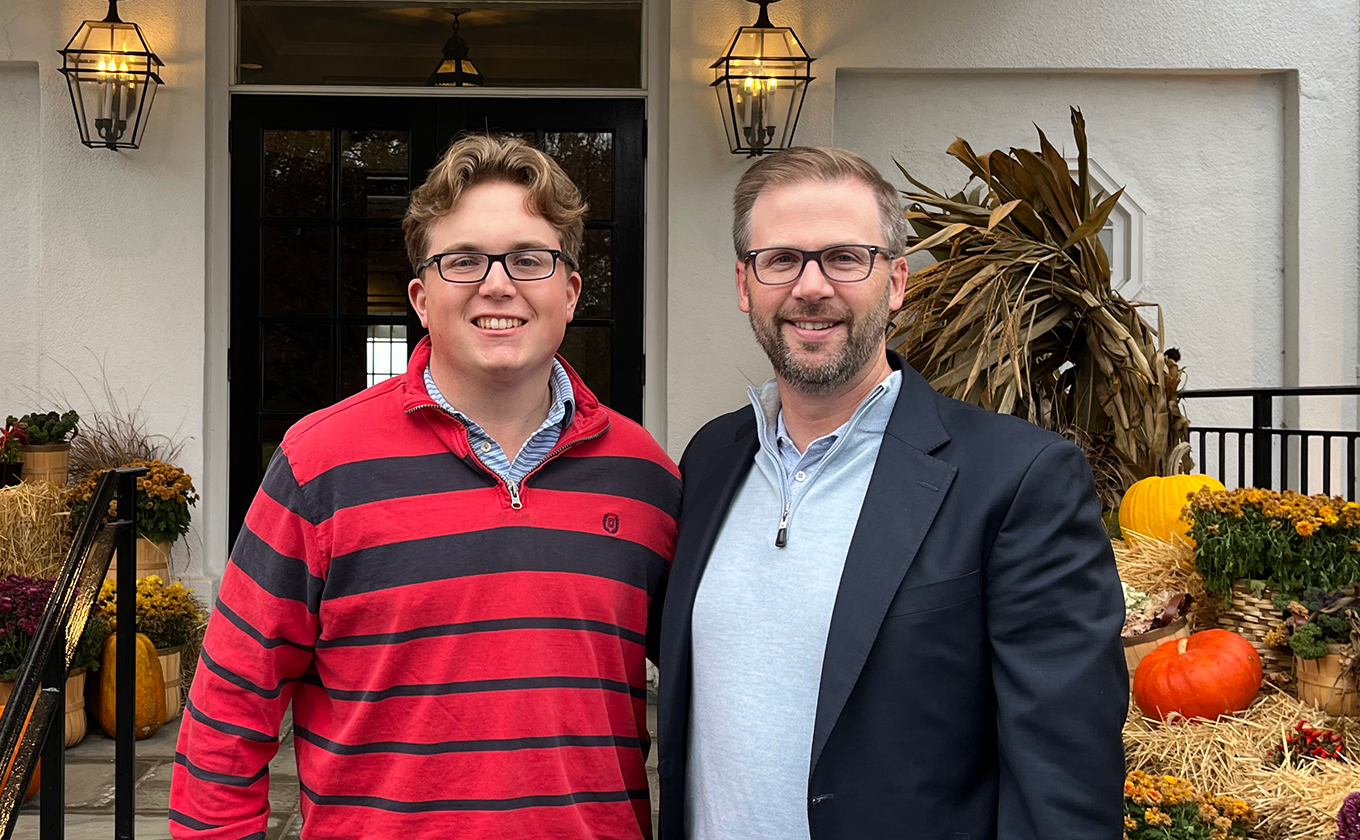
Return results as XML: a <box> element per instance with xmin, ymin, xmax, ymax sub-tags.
<box><xmin>0</xmin><ymin>482</ymin><xmax>72</xmax><ymax>578</ymax></box>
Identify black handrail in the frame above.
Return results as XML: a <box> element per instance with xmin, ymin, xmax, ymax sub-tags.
<box><xmin>1182</xmin><ymin>386</ymin><xmax>1360</xmax><ymax>498</ymax></box>
<box><xmin>0</xmin><ymin>465</ymin><xmax>147</xmax><ymax>840</ymax></box>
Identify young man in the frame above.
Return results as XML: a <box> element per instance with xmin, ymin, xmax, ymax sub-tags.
<box><xmin>658</xmin><ymin>147</ymin><xmax>1127</xmax><ymax>840</ymax></box>
<box><xmin>172</xmin><ymin>135</ymin><xmax>679</xmax><ymax>840</ymax></box>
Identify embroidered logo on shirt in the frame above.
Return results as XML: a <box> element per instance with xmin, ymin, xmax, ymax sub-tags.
<box><xmin>602</xmin><ymin>513</ymin><xmax>620</xmax><ymax>534</ymax></box>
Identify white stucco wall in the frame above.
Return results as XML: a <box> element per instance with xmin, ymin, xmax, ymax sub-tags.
<box><xmin>0</xmin><ymin>0</ymin><xmax>210</xmax><ymax>591</ymax></box>
<box><xmin>666</xmin><ymin>0</ymin><xmax>1360</xmax><ymax>458</ymax></box>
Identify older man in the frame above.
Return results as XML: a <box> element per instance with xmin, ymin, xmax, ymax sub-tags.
<box><xmin>658</xmin><ymin>147</ymin><xmax>1127</xmax><ymax>840</ymax></box>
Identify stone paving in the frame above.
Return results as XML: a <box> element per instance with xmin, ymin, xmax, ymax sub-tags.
<box><xmin>15</xmin><ymin>698</ymin><xmax>660</xmax><ymax>839</ymax></box>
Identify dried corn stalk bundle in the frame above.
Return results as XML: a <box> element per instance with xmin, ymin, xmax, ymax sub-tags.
<box><xmin>890</xmin><ymin>108</ymin><xmax>1190</xmax><ymax>508</ymax></box>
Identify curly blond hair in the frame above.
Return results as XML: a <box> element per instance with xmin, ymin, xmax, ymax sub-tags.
<box><xmin>402</xmin><ymin>133</ymin><xmax>587</xmax><ymax>273</ymax></box>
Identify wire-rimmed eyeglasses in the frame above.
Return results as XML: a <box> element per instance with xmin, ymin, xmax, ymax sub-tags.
<box><xmin>418</xmin><ymin>249</ymin><xmax>574</xmax><ymax>284</ymax></box>
<box><xmin>745</xmin><ymin>244</ymin><xmax>889</xmax><ymax>286</ymax></box>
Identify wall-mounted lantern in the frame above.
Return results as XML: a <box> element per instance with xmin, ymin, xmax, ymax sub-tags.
<box><xmin>429</xmin><ymin>11</ymin><xmax>486</xmax><ymax>87</ymax></box>
<box><xmin>711</xmin><ymin>0</ymin><xmax>814</xmax><ymax>157</ymax></box>
<box><xmin>57</xmin><ymin>0</ymin><xmax>163</xmax><ymax>150</ymax></box>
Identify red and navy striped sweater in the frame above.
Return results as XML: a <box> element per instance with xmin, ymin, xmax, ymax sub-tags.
<box><xmin>170</xmin><ymin>338</ymin><xmax>680</xmax><ymax>840</ymax></box>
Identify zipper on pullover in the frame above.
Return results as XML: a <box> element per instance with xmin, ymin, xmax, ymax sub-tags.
<box><xmin>406</xmin><ymin>402</ymin><xmax>608</xmax><ymax>511</ymax></box>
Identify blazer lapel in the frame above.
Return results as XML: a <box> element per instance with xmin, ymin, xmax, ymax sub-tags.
<box><xmin>810</xmin><ymin>358</ymin><xmax>957</xmax><ymax>772</ymax></box>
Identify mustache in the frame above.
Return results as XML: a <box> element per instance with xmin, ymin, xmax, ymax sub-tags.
<box><xmin>776</xmin><ymin>303</ymin><xmax>852</xmax><ymax>322</ymax></box>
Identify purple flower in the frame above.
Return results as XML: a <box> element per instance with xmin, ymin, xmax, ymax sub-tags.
<box><xmin>1338</xmin><ymin>791</ymin><xmax>1360</xmax><ymax>840</ymax></box>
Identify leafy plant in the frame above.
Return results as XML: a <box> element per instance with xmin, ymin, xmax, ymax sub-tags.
<box><xmin>889</xmin><ymin>108</ymin><xmax>1189</xmax><ymax>509</ymax></box>
<box><xmin>1187</xmin><ymin>488</ymin><xmax>1360</xmax><ymax>597</ymax></box>
<box><xmin>71</xmin><ymin>459</ymin><xmax>199</xmax><ymax>544</ymax></box>
<box><xmin>6</xmin><ymin>411</ymin><xmax>79</xmax><ymax>446</ymax></box>
<box><xmin>1123</xmin><ymin>769</ymin><xmax>1254</xmax><ymax>840</ymax></box>
<box><xmin>96</xmin><ymin>575</ymin><xmax>205</xmax><ymax>650</ymax></box>
<box><xmin>0</xmin><ymin>423</ymin><xmax>24</xmax><ymax>465</ymax></box>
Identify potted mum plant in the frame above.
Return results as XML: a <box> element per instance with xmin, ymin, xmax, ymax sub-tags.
<box><xmin>0</xmin><ymin>574</ymin><xmax>108</xmax><ymax>746</ymax></box>
<box><xmin>72</xmin><ymin>459</ymin><xmax>199</xmax><ymax>581</ymax></box>
<box><xmin>6</xmin><ymin>411</ymin><xmax>79</xmax><ymax>487</ymax></box>
<box><xmin>96</xmin><ymin>574</ymin><xmax>204</xmax><ymax>721</ymax></box>
<box><xmin>0</xmin><ymin>421</ymin><xmax>24</xmax><ymax>487</ymax></box>
<box><xmin>1186</xmin><ymin>487</ymin><xmax>1360</xmax><ymax>681</ymax></box>
<box><xmin>1123</xmin><ymin>770</ymin><xmax>1254</xmax><ymax>840</ymax></box>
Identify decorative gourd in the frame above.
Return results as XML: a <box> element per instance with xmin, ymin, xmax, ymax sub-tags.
<box><xmin>98</xmin><ymin>632</ymin><xmax>166</xmax><ymax>740</ymax></box>
<box><xmin>1133</xmin><ymin>629</ymin><xmax>1262</xmax><ymax>722</ymax></box>
<box><xmin>0</xmin><ymin>703</ymin><xmax>41</xmax><ymax>802</ymax></box>
<box><xmin>1119</xmin><ymin>474</ymin><xmax>1225</xmax><ymax>545</ymax></box>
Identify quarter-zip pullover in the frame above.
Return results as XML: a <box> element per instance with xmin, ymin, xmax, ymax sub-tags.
<box><xmin>171</xmin><ymin>336</ymin><xmax>680</xmax><ymax>840</ymax></box>
<box><xmin>686</xmin><ymin>370</ymin><xmax>902</xmax><ymax>840</ymax></box>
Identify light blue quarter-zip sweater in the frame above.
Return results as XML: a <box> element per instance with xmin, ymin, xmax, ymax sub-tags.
<box><xmin>685</xmin><ymin>369</ymin><xmax>902</xmax><ymax>840</ymax></box>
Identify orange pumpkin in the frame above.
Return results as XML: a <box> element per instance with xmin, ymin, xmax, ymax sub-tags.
<box><xmin>1133</xmin><ymin>629</ymin><xmax>1262</xmax><ymax>722</ymax></box>
<box><xmin>98</xmin><ymin>632</ymin><xmax>165</xmax><ymax>740</ymax></box>
<box><xmin>1119</xmin><ymin>474</ymin><xmax>1226</xmax><ymax>545</ymax></box>
<box><xmin>0</xmin><ymin>702</ymin><xmax>41</xmax><ymax>802</ymax></box>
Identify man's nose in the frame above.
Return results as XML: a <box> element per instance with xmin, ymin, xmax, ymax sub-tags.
<box><xmin>480</xmin><ymin>259</ymin><xmax>518</xmax><ymax>296</ymax></box>
<box><xmin>792</xmin><ymin>257</ymin><xmax>835</xmax><ymax>300</ymax></box>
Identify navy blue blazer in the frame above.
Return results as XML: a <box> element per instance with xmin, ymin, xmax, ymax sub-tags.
<box><xmin>657</xmin><ymin>352</ymin><xmax>1127</xmax><ymax>840</ymax></box>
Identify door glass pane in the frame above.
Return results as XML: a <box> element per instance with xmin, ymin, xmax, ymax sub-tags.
<box><xmin>262</xmin><ymin>226</ymin><xmax>332</xmax><ymax>315</ymax></box>
<box><xmin>238</xmin><ymin>3</ymin><xmax>643</xmax><ymax>89</ymax></box>
<box><xmin>576</xmin><ymin>229</ymin><xmax>611</xmax><ymax>317</ymax></box>
<box><xmin>260</xmin><ymin>416</ymin><xmax>301</xmax><ymax>473</ymax></box>
<box><xmin>558</xmin><ymin>326</ymin><xmax>610</xmax><ymax>405</ymax></box>
<box><xmin>341</xmin><ymin>324</ymin><xmax>408</xmax><ymax>395</ymax></box>
<box><xmin>262</xmin><ymin>323</ymin><xmax>332</xmax><ymax>412</ymax></box>
<box><xmin>341</xmin><ymin>228</ymin><xmax>410</xmax><ymax>315</ymax></box>
<box><xmin>264</xmin><ymin>130</ymin><xmax>331</xmax><ymax>217</ymax></box>
<box><xmin>543</xmin><ymin>132</ymin><xmax>613</xmax><ymax>219</ymax></box>
<box><xmin>341</xmin><ymin>130</ymin><xmax>410</xmax><ymax>219</ymax></box>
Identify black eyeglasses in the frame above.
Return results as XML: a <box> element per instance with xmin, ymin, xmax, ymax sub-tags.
<box><xmin>745</xmin><ymin>244</ymin><xmax>889</xmax><ymax>286</ymax></box>
<box><xmin>418</xmin><ymin>249</ymin><xmax>573</xmax><ymax>284</ymax></box>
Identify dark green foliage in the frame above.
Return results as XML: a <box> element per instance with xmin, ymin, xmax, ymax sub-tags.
<box><xmin>6</xmin><ymin>411</ymin><xmax>80</xmax><ymax>445</ymax></box>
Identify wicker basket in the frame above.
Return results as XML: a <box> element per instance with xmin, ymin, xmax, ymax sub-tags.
<box><xmin>1123</xmin><ymin>617</ymin><xmax>1191</xmax><ymax>680</ymax></box>
<box><xmin>1297</xmin><ymin>645</ymin><xmax>1360</xmax><ymax>716</ymax></box>
<box><xmin>1215</xmin><ymin>580</ymin><xmax>1294</xmax><ymax>679</ymax></box>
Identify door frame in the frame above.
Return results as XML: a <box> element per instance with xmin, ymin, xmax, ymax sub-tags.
<box><xmin>201</xmin><ymin>0</ymin><xmax>671</xmax><ymax>593</ymax></box>
<box><xmin>227</xmin><ymin>94</ymin><xmax>647</xmax><ymax>545</ymax></box>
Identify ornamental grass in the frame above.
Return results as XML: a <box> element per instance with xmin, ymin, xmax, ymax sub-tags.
<box><xmin>1124</xmin><ymin>691</ymin><xmax>1360</xmax><ymax>839</ymax></box>
<box><xmin>1186</xmin><ymin>488</ymin><xmax>1360</xmax><ymax>598</ymax></box>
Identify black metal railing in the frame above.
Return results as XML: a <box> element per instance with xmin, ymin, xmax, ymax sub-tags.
<box><xmin>0</xmin><ymin>465</ymin><xmax>148</xmax><ymax>840</ymax></box>
<box><xmin>1183</xmin><ymin>386</ymin><xmax>1360</xmax><ymax>499</ymax></box>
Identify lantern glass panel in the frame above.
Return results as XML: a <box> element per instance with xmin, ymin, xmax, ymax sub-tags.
<box><xmin>60</xmin><ymin>17</ymin><xmax>162</xmax><ymax>149</ymax></box>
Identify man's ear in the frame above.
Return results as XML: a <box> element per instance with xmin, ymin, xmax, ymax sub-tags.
<box><xmin>736</xmin><ymin>260</ymin><xmax>753</xmax><ymax>314</ymax></box>
<box><xmin>888</xmin><ymin>256</ymin><xmax>908</xmax><ymax>313</ymax></box>
<box><xmin>409</xmin><ymin>275</ymin><xmax>430</xmax><ymax>327</ymax></box>
<box><xmin>564</xmin><ymin>270</ymin><xmax>582</xmax><ymax>322</ymax></box>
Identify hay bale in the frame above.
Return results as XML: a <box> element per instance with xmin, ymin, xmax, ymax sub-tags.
<box><xmin>0</xmin><ymin>482</ymin><xmax>72</xmax><ymax>578</ymax></box>
<box><xmin>1114</xmin><ymin>536</ymin><xmax>1216</xmax><ymax>628</ymax></box>
<box><xmin>1125</xmin><ymin>690</ymin><xmax>1360</xmax><ymax>839</ymax></box>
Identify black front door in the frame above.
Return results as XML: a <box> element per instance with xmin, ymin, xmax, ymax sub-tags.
<box><xmin>229</xmin><ymin>95</ymin><xmax>645</xmax><ymax>544</ymax></box>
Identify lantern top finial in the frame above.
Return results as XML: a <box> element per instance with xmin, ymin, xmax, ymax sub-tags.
<box><xmin>101</xmin><ymin>0</ymin><xmax>123</xmax><ymax>23</ymax></box>
<box><xmin>745</xmin><ymin>0</ymin><xmax>781</xmax><ymax>28</ymax></box>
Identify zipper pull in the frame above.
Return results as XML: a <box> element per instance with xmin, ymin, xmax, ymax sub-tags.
<box><xmin>507</xmin><ymin>481</ymin><xmax>523</xmax><ymax>510</ymax></box>
<box><xmin>775</xmin><ymin>502</ymin><xmax>790</xmax><ymax>548</ymax></box>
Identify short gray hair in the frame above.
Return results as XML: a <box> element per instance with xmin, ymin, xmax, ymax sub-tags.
<box><xmin>732</xmin><ymin>146</ymin><xmax>909</xmax><ymax>258</ymax></box>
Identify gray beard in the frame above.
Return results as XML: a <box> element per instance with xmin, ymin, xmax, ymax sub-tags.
<box><xmin>748</xmin><ymin>283</ymin><xmax>891</xmax><ymax>396</ymax></box>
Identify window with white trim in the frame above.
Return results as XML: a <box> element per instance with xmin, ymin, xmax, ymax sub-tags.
<box><xmin>1066</xmin><ymin>158</ymin><xmax>1144</xmax><ymax>299</ymax></box>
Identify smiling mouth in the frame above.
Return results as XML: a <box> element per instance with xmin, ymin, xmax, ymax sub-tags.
<box><xmin>474</xmin><ymin>317</ymin><xmax>526</xmax><ymax>331</ymax></box>
<box><xmin>788</xmin><ymin>320</ymin><xmax>839</xmax><ymax>332</ymax></box>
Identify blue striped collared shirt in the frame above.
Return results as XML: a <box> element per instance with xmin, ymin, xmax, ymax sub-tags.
<box><xmin>423</xmin><ymin>361</ymin><xmax>575</xmax><ymax>487</ymax></box>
